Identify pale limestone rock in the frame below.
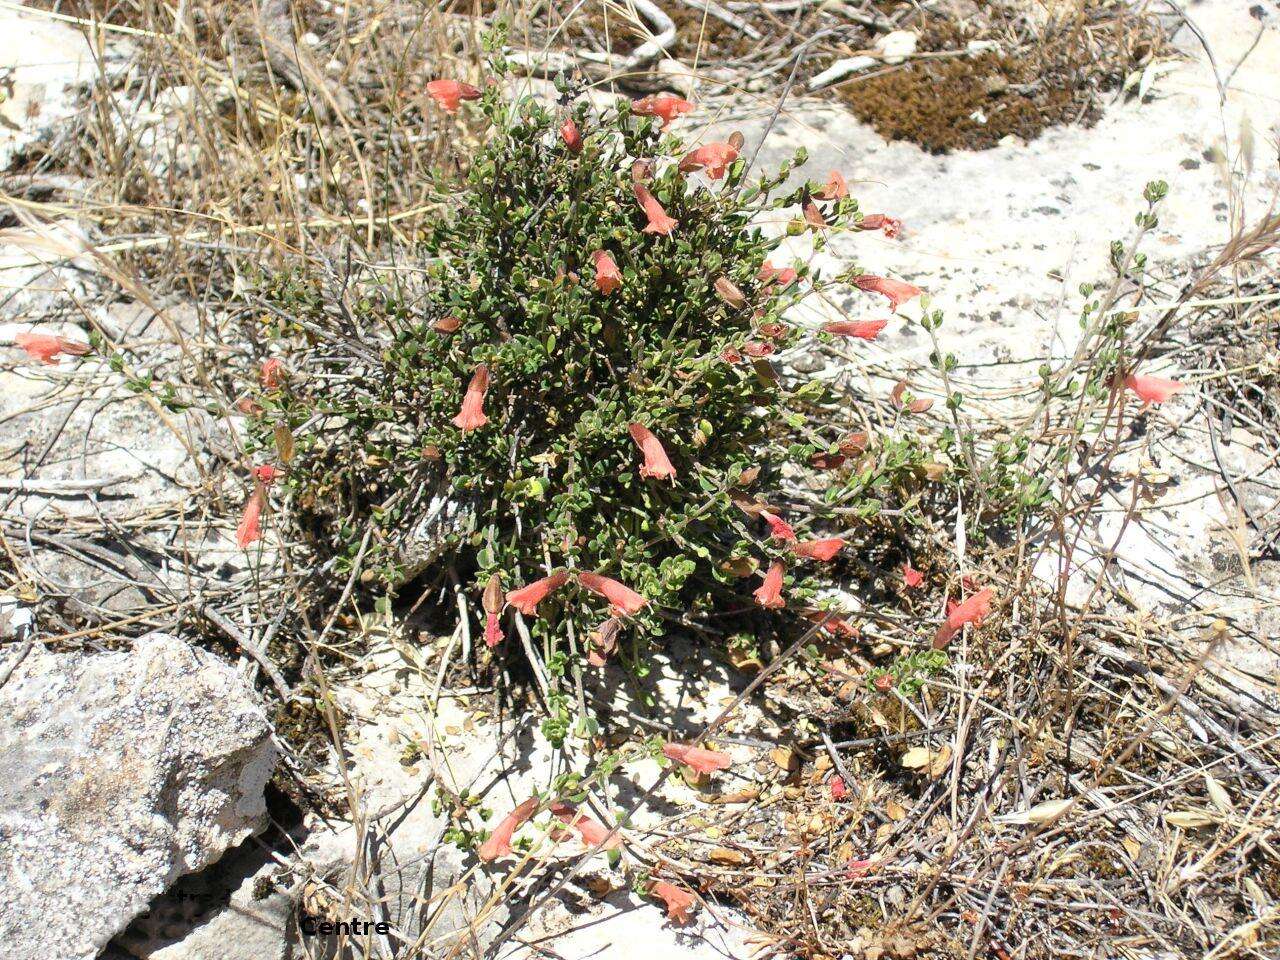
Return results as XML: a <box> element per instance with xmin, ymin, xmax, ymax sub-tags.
<box><xmin>0</xmin><ymin>633</ymin><xmax>277</xmax><ymax>960</ymax></box>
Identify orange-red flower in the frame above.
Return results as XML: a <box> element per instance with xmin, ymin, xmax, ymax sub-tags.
<box><xmin>478</xmin><ymin>797</ymin><xmax>538</xmax><ymax>861</ymax></box>
<box><xmin>819</xmin><ymin>169</ymin><xmax>848</xmax><ymax>200</ymax></box>
<box><xmin>845</xmin><ymin>857</ymin><xmax>874</xmax><ymax>878</ymax></box>
<box><xmin>633</xmin><ymin>183</ymin><xmax>678</xmax><ymax>235</ymax></box>
<box><xmin>592</xmin><ymin>249</ymin><xmax>622</xmax><ymax>295</ymax></box>
<box><xmin>484</xmin><ymin>612</ymin><xmax>503</xmax><ymax>648</ymax></box>
<box><xmin>560</xmin><ymin>117</ymin><xmax>582</xmax><ymax>153</ymax></box>
<box><xmin>794</xmin><ymin>538</ymin><xmax>845</xmax><ymax>561</ymax></box>
<box><xmin>810</xmin><ymin>451</ymin><xmax>846</xmax><ymax>470</ymax></box>
<box><xmin>649</xmin><ymin>880</ymin><xmax>696</xmax><ymax>924</ymax></box>
<box><xmin>14</xmin><ymin>332</ymin><xmax>90</xmax><ymax>364</ymax></box>
<box><xmin>260</xmin><ymin>358</ymin><xmax>285</xmax><ymax>389</ymax></box>
<box><xmin>252</xmin><ymin>464</ymin><xmax>281</xmax><ymax>485</ymax></box>
<box><xmin>859</xmin><ymin>213</ymin><xmax>902</xmax><ymax>239</ymax></box>
<box><xmin>427</xmin><ymin>78</ymin><xmax>480</xmax><ymax>113</ymax></box>
<box><xmin>1124</xmin><ymin>372</ymin><xmax>1185</xmax><ymax>406</ymax></box>
<box><xmin>662</xmin><ymin>741</ymin><xmax>732</xmax><ymax>774</ymax></box>
<box><xmin>631</xmin><ymin>94</ymin><xmax>694</xmax><ymax>128</ymax></box>
<box><xmin>760</xmin><ymin>510</ymin><xmax>796</xmax><ymax>542</ymax></box>
<box><xmin>236</xmin><ymin>485</ymin><xmax>265</xmax><ymax>549</ymax></box>
<box><xmin>720</xmin><ymin>346</ymin><xmax>743</xmax><ymax>364</ymax></box>
<box><xmin>824</xmin><ymin>320</ymin><xmax>887</xmax><ymax>341</ymax></box>
<box><xmin>452</xmin><ymin>364</ymin><xmax>490</xmax><ymax>431</ymax></box>
<box><xmin>853</xmin><ymin>274</ymin><xmax>923</xmax><ymax>313</ymax></box>
<box><xmin>758</xmin><ymin>261</ymin><xmax>798</xmax><ymax>289</ymax></box>
<box><xmin>803</xmin><ymin>608</ymin><xmax>858</xmax><ymax>639</ymax></box>
<box><xmin>679</xmin><ymin>141</ymin><xmax>738</xmax><ymax>179</ymax></box>
<box><xmin>830</xmin><ymin>775</ymin><xmax>848</xmax><ymax>800</ymax></box>
<box><xmin>902</xmin><ymin>562</ymin><xmax>924</xmax><ymax>589</ymax></box>
<box><xmin>933</xmin><ymin>587</ymin><xmax>993</xmax><ymax>649</ymax></box>
<box><xmin>628</xmin><ymin>423</ymin><xmax>677</xmax><ymax>481</ymax></box>
<box><xmin>578</xmin><ymin>571</ymin><xmax>647</xmax><ymax>616</ymax></box>
<box><xmin>742</xmin><ymin>340</ymin><xmax>775</xmax><ymax>358</ymax></box>
<box><xmin>482</xmin><ymin>573</ymin><xmax>505</xmax><ymax>647</ymax></box>
<box><xmin>505</xmin><ymin>571</ymin><xmax>569</xmax><ymax>617</ymax></box>
<box><xmin>550</xmin><ymin>802</ymin><xmax>622</xmax><ymax>850</ymax></box>
<box><xmin>753</xmin><ymin>560</ymin><xmax>785</xmax><ymax>608</ymax></box>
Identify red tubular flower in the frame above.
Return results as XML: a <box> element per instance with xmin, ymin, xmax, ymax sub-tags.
<box><xmin>901</xmin><ymin>562</ymin><xmax>924</xmax><ymax>589</ymax></box>
<box><xmin>631</xmin><ymin>94</ymin><xmax>694</xmax><ymax>128</ymax></box>
<box><xmin>484</xmin><ymin>613</ymin><xmax>503</xmax><ymax>648</ymax></box>
<box><xmin>260</xmin><ymin>358</ymin><xmax>285</xmax><ymax>389</ymax></box>
<box><xmin>628</xmin><ymin>423</ymin><xmax>677</xmax><ymax>481</ymax></box>
<box><xmin>452</xmin><ymin>364</ymin><xmax>490</xmax><ymax>431</ymax></box>
<box><xmin>760</xmin><ymin>510</ymin><xmax>796</xmax><ymax>542</ymax></box>
<box><xmin>505</xmin><ymin>571</ymin><xmax>569</xmax><ymax>617</ymax></box>
<box><xmin>252</xmin><ymin>464</ymin><xmax>281</xmax><ymax>485</ymax></box>
<box><xmin>803</xmin><ymin>608</ymin><xmax>858</xmax><ymax>639</ymax></box>
<box><xmin>477</xmin><ymin>797</ymin><xmax>538</xmax><ymax>861</ymax></box>
<box><xmin>819</xmin><ymin>169</ymin><xmax>848</xmax><ymax>200</ymax></box>
<box><xmin>427</xmin><ymin>78</ymin><xmax>481</xmax><ymax>113</ymax></box>
<box><xmin>853</xmin><ymin>274</ymin><xmax>923</xmax><ymax>313</ymax></box>
<box><xmin>550</xmin><ymin>803</ymin><xmax>622</xmax><ymax>850</ymax></box>
<box><xmin>592</xmin><ymin>249</ymin><xmax>622</xmax><ymax>295</ymax></box>
<box><xmin>742</xmin><ymin>340</ymin><xmax>775</xmax><ymax>358</ymax></box>
<box><xmin>1124</xmin><ymin>372</ymin><xmax>1185</xmax><ymax>406</ymax></box>
<box><xmin>578</xmin><ymin>572</ymin><xmax>647</xmax><ymax>616</ymax></box>
<box><xmin>236</xmin><ymin>485</ymin><xmax>265</xmax><ymax>549</ymax></box>
<box><xmin>794</xmin><ymin>538</ymin><xmax>845</xmax><ymax>561</ymax></box>
<box><xmin>859</xmin><ymin>213</ymin><xmax>903</xmax><ymax>239</ymax></box>
<box><xmin>560</xmin><ymin>117</ymin><xmax>582</xmax><ymax>153</ymax></box>
<box><xmin>662</xmin><ymin>742</ymin><xmax>732</xmax><ymax>774</ymax></box>
<box><xmin>753</xmin><ymin>561</ymin><xmax>785</xmax><ymax>608</ymax></box>
<box><xmin>824</xmin><ymin>320</ymin><xmax>888</xmax><ymax>341</ymax></box>
<box><xmin>933</xmin><ymin>587</ymin><xmax>994</xmax><ymax>649</ymax></box>
<box><xmin>14</xmin><ymin>332</ymin><xmax>90</xmax><ymax>364</ymax></box>
<box><xmin>758</xmin><ymin>261</ymin><xmax>798</xmax><ymax>289</ymax></box>
<box><xmin>633</xmin><ymin>183</ymin><xmax>678</xmax><ymax>235</ymax></box>
<box><xmin>679</xmin><ymin>141</ymin><xmax>739</xmax><ymax>179</ymax></box>
<box><xmin>720</xmin><ymin>346</ymin><xmax>743</xmax><ymax>364</ymax></box>
<box><xmin>481</xmin><ymin>576</ymin><xmax>505</xmax><ymax>647</ymax></box>
<box><xmin>649</xmin><ymin>880</ymin><xmax>696</xmax><ymax>924</ymax></box>
<box><xmin>830</xmin><ymin>775</ymin><xmax>848</xmax><ymax>800</ymax></box>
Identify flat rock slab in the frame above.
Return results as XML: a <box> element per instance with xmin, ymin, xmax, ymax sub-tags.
<box><xmin>0</xmin><ymin>5</ymin><xmax>96</xmax><ymax>170</ymax></box>
<box><xmin>0</xmin><ymin>633</ymin><xmax>277</xmax><ymax>960</ymax></box>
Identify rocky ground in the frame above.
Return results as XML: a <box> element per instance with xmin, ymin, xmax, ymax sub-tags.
<box><xmin>2</xmin><ymin>1</ymin><xmax>1278</xmax><ymax>958</ymax></box>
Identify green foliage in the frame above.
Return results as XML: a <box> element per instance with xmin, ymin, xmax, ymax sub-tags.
<box><xmin>257</xmin><ymin>80</ymin><xmax>874</xmax><ymax>659</ymax></box>
<box><xmin>867</xmin><ymin>649</ymin><xmax>949</xmax><ymax>696</ymax></box>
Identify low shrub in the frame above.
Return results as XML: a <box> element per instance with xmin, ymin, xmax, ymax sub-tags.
<box><xmin>249</xmin><ymin>50</ymin><xmax>938</xmax><ymax>730</ymax></box>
